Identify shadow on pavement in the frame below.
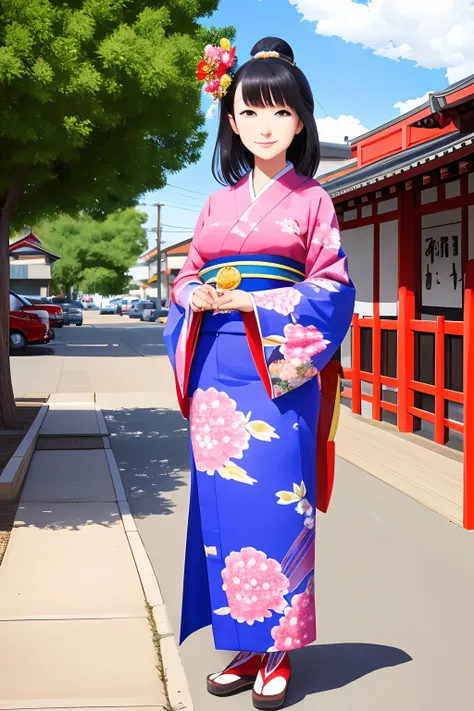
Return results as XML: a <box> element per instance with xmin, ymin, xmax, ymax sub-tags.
<box><xmin>104</xmin><ymin>407</ymin><xmax>189</xmax><ymax>518</ymax></box>
<box><xmin>286</xmin><ymin>642</ymin><xmax>412</xmax><ymax>705</ymax></box>
<box><xmin>13</xmin><ymin>345</ymin><xmax>57</xmax><ymax>357</ymax></box>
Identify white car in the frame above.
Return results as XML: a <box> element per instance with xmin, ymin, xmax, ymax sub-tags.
<box><xmin>100</xmin><ymin>297</ymin><xmax>123</xmax><ymax>315</ymax></box>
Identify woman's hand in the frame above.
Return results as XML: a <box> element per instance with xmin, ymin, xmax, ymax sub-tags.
<box><xmin>213</xmin><ymin>289</ymin><xmax>254</xmax><ymax>313</ymax></box>
<box><xmin>191</xmin><ymin>284</ymin><xmax>219</xmax><ymax>313</ymax></box>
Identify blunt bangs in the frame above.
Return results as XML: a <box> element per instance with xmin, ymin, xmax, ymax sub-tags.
<box><xmin>240</xmin><ymin>59</ymin><xmax>306</xmax><ymax>114</ymax></box>
<box><xmin>212</xmin><ymin>57</ymin><xmax>320</xmax><ymax>186</ymax></box>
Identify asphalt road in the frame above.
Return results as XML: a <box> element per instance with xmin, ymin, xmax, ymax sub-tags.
<box><xmin>10</xmin><ymin>311</ymin><xmax>170</xmax><ymax>397</ymax></box>
<box><xmin>16</xmin><ymin>311</ymin><xmax>168</xmax><ymax>358</ymax></box>
<box><xmin>11</xmin><ymin>313</ymin><xmax>474</xmax><ymax>710</ymax></box>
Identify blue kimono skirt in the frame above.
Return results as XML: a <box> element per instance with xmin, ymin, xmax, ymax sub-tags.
<box><xmin>165</xmin><ymin>254</ymin><xmax>355</xmax><ymax>654</ymax></box>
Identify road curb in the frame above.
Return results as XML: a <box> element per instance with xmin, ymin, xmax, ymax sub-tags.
<box><xmin>103</xmin><ymin>424</ymin><xmax>194</xmax><ymax>711</ymax></box>
<box><xmin>0</xmin><ymin>405</ymin><xmax>48</xmax><ymax>500</ymax></box>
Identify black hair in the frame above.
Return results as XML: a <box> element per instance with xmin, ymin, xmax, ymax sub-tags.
<box><xmin>212</xmin><ymin>37</ymin><xmax>320</xmax><ymax>186</ymax></box>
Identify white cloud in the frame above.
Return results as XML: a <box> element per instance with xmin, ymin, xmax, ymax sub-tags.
<box><xmin>290</xmin><ymin>0</ymin><xmax>474</xmax><ymax>83</ymax></box>
<box><xmin>393</xmin><ymin>91</ymin><xmax>431</xmax><ymax>115</ymax></box>
<box><xmin>206</xmin><ymin>102</ymin><xmax>219</xmax><ymax>120</ymax></box>
<box><xmin>317</xmin><ymin>114</ymin><xmax>368</xmax><ymax>143</ymax></box>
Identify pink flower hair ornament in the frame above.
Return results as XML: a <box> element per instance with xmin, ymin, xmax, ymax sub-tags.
<box><xmin>196</xmin><ymin>38</ymin><xmax>237</xmax><ymax>101</ymax></box>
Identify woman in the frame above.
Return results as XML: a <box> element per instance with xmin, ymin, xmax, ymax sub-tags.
<box><xmin>164</xmin><ymin>36</ymin><xmax>355</xmax><ymax>710</ymax></box>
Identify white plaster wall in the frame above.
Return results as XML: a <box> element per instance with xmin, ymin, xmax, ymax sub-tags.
<box><xmin>421</xmin><ymin>208</ymin><xmax>462</xmax><ymax>309</ymax></box>
<box><xmin>446</xmin><ymin>179</ymin><xmax>461</xmax><ymax>199</ymax></box>
<box><xmin>343</xmin><ymin>209</ymin><xmax>357</xmax><ymax>222</ymax></box>
<box><xmin>421</xmin><ymin>208</ymin><xmax>461</xmax><ymax>229</ymax></box>
<box><xmin>421</xmin><ymin>186</ymin><xmax>438</xmax><ymax>205</ymax></box>
<box><xmin>341</xmin><ymin>328</ymin><xmax>352</xmax><ymax>369</ymax></box>
<box><xmin>341</xmin><ymin>225</ymin><xmax>374</xmax><ymax>317</ymax></box>
<box><xmin>469</xmin><ymin>204</ymin><xmax>474</xmax><ymax>260</ymax></box>
<box><xmin>380</xmin><ymin>219</ymin><xmax>399</xmax><ymax>316</ymax></box>
<box><xmin>377</xmin><ymin>197</ymin><xmax>398</xmax><ymax>215</ymax></box>
<box><xmin>167</xmin><ymin>255</ymin><xmax>187</xmax><ymax>270</ymax></box>
<box><xmin>317</xmin><ymin>158</ymin><xmax>352</xmax><ymax>177</ymax></box>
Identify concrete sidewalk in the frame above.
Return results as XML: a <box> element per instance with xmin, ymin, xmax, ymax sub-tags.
<box><xmin>0</xmin><ymin>396</ymin><xmax>169</xmax><ymax>711</ymax></box>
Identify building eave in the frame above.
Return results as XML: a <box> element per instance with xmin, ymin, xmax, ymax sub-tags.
<box><xmin>325</xmin><ymin>129</ymin><xmax>474</xmax><ymax>198</ymax></box>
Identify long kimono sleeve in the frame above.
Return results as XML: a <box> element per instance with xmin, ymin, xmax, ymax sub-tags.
<box><xmin>163</xmin><ymin>198</ymin><xmax>210</xmax><ymax>417</ymax></box>
<box><xmin>243</xmin><ymin>189</ymin><xmax>355</xmax><ymax>400</ymax></box>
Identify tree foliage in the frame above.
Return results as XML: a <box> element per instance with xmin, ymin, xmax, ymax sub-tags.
<box><xmin>38</xmin><ymin>209</ymin><xmax>148</xmax><ymax>296</ymax></box>
<box><xmin>0</xmin><ymin>0</ymin><xmax>233</xmax><ymax>223</ymax></box>
<box><xmin>0</xmin><ymin>0</ymin><xmax>234</xmax><ymax>427</ymax></box>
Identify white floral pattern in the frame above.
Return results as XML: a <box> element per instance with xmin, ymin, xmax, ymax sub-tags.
<box><xmin>276</xmin><ymin>218</ymin><xmax>301</xmax><ymax>235</ymax></box>
<box><xmin>312</xmin><ymin>223</ymin><xmax>341</xmax><ymax>251</ymax></box>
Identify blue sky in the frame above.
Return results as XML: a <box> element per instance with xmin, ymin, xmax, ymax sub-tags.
<box><xmin>141</xmin><ymin>0</ymin><xmax>466</xmax><ymax>249</ymax></box>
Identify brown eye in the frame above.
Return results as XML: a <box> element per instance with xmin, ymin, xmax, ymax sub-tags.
<box><xmin>275</xmin><ymin>110</ymin><xmax>291</xmax><ymax>117</ymax></box>
<box><xmin>240</xmin><ymin>109</ymin><xmax>256</xmax><ymax>117</ymax></box>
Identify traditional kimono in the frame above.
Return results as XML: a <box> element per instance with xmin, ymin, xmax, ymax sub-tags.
<box><xmin>164</xmin><ymin>164</ymin><xmax>355</xmax><ymax>654</ymax></box>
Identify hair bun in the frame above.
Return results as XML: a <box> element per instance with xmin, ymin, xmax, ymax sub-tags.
<box><xmin>250</xmin><ymin>37</ymin><xmax>294</xmax><ymax>64</ymax></box>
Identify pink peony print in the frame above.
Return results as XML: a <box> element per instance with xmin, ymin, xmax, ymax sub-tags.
<box><xmin>221</xmin><ymin>547</ymin><xmax>290</xmax><ymax>625</ymax></box>
<box><xmin>269</xmin><ymin>360</ymin><xmax>285</xmax><ymax>377</ymax></box>
<box><xmin>279</xmin><ymin>361</ymin><xmax>299</xmax><ymax>383</ymax></box>
<box><xmin>270</xmin><ymin>358</ymin><xmax>319</xmax><ymax>395</ymax></box>
<box><xmin>271</xmin><ymin>584</ymin><xmax>316</xmax><ymax>650</ymax></box>
<box><xmin>190</xmin><ymin>388</ymin><xmax>250</xmax><ymax>474</ymax></box>
<box><xmin>253</xmin><ymin>288</ymin><xmax>302</xmax><ymax>316</ymax></box>
<box><xmin>313</xmin><ymin>224</ymin><xmax>341</xmax><ymax>251</ymax></box>
<box><xmin>281</xmin><ymin>323</ymin><xmax>329</xmax><ymax>364</ymax></box>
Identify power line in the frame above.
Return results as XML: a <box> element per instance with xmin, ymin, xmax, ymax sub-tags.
<box><xmin>162</xmin><ymin>223</ymin><xmax>194</xmax><ymax>230</ymax></box>
<box><xmin>138</xmin><ymin>199</ymin><xmax>201</xmax><ymax>214</ymax></box>
<box><xmin>167</xmin><ymin>191</ymin><xmax>205</xmax><ymax>204</ymax></box>
<box><xmin>314</xmin><ymin>96</ymin><xmax>328</xmax><ymax>118</ymax></box>
<box><xmin>164</xmin><ymin>202</ymin><xmax>201</xmax><ymax>213</ymax></box>
<box><xmin>166</xmin><ymin>182</ymin><xmax>209</xmax><ymax>197</ymax></box>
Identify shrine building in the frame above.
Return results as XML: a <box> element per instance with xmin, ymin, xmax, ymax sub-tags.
<box><xmin>320</xmin><ymin>72</ymin><xmax>474</xmax><ymax>529</ymax></box>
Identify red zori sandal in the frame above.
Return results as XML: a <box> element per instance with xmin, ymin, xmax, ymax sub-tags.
<box><xmin>207</xmin><ymin>652</ymin><xmax>262</xmax><ymax>697</ymax></box>
<box><xmin>252</xmin><ymin>652</ymin><xmax>291</xmax><ymax>710</ymax></box>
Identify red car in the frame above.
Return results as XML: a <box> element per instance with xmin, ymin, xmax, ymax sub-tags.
<box><xmin>9</xmin><ymin>312</ymin><xmax>50</xmax><ymax>352</ymax></box>
<box><xmin>9</xmin><ymin>290</ymin><xmax>64</xmax><ymax>328</ymax></box>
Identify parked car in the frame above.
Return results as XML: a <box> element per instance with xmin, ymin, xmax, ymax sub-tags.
<box><xmin>100</xmin><ymin>297</ymin><xmax>123</xmax><ymax>315</ymax></box>
<box><xmin>52</xmin><ymin>298</ymin><xmax>84</xmax><ymax>326</ymax></box>
<box><xmin>121</xmin><ymin>297</ymin><xmax>139</xmax><ymax>314</ymax></box>
<box><xmin>9</xmin><ymin>312</ymin><xmax>50</xmax><ymax>352</ymax></box>
<box><xmin>143</xmin><ymin>306</ymin><xmax>169</xmax><ymax>323</ymax></box>
<box><xmin>12</xmin><ymin>291</ymin><xmax>64</xmax><ymax>328</ymax></box>
<box><xmin>128</xmin><ymin>299</ymin><xmax>156</xmax><ymax>319</ymax></box>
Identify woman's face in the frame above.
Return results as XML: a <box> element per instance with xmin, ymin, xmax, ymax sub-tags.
<box><xmin>228</xmin><ymin>82</ymin><xmax>303</xmax><ymax>163</ymax></box>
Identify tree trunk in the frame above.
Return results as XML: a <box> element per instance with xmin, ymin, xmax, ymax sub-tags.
<box><xmin>0</xmin><ymin>182</ymin><xmax>22</xmax><ymax>430</ymax></box>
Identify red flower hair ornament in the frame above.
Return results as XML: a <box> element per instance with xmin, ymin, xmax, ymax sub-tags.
<box><xmin>196</xmin><ymin>38</ymin><xmax>237</xmax><ymax>101</ymax></box>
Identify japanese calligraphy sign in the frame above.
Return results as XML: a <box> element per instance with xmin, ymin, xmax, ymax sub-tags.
<box><xmin>421</xmin><ymin>222</ymin><xmax>462</xmax><ymax>308</ymax></box>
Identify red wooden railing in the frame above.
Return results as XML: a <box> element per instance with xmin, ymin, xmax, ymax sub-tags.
<box><xmin>343</xmin><ymin>259</ymin><xmax>474</xmax><ymax>529</ymax></box>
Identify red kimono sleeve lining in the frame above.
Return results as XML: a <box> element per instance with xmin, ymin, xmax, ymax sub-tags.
<box><xmin>176</xmin><ymin>311</ymin><xmax>203</xmax><ymax>419</ymax></box>
<box><xmin>242</xmin><ymin>310</ymin><xmax>273</xmax><ymax>399</ymax></box>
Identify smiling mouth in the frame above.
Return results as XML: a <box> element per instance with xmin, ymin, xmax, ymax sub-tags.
<box><xmin>255</xmin><ymin>141</ymin><xmax>277</xmax><ymax>147</ymax></box>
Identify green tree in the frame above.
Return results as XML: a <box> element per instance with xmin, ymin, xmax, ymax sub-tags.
<box><xmin>0</xmin><ymin>0</ymin><xmax>233</xmax><ymax>427</ymax></box>
<box><xmin>38</xmin><ymin>209</ymin><xmax>148</xmax><ymax>296</ymax></box>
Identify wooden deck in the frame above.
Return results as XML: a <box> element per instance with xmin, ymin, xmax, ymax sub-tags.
<box><xmin>336</xmin><ymin>406</ymin><xmax>464</xmax><ymax>526</ymax></box>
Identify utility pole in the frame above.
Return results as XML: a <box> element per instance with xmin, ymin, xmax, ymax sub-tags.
<box><xmin>154</xmin><ymin>202</ymin><xmax>164</xmax><ymax>306</ymax></box>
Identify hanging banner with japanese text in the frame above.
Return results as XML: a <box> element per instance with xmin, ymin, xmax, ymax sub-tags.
<box><xmin>421</xmin><ymin>222</ymin><xmax>462</xmax><ymax>309</ymax></box>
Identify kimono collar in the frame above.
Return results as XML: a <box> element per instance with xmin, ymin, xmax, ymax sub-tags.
<box><xmin>248</xmin><ymin>163</ymin><xmax>294</xmax><ymax>203</ymax></box>
<box><xmin>220</xmin><ymin>166</ymin><xmax>310</xmax><ymax>254</ymax></box>
<box><xmin>233</xmin><ymin>165</ymin><xmax>309</xmax><ymax>226</ymax></box>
